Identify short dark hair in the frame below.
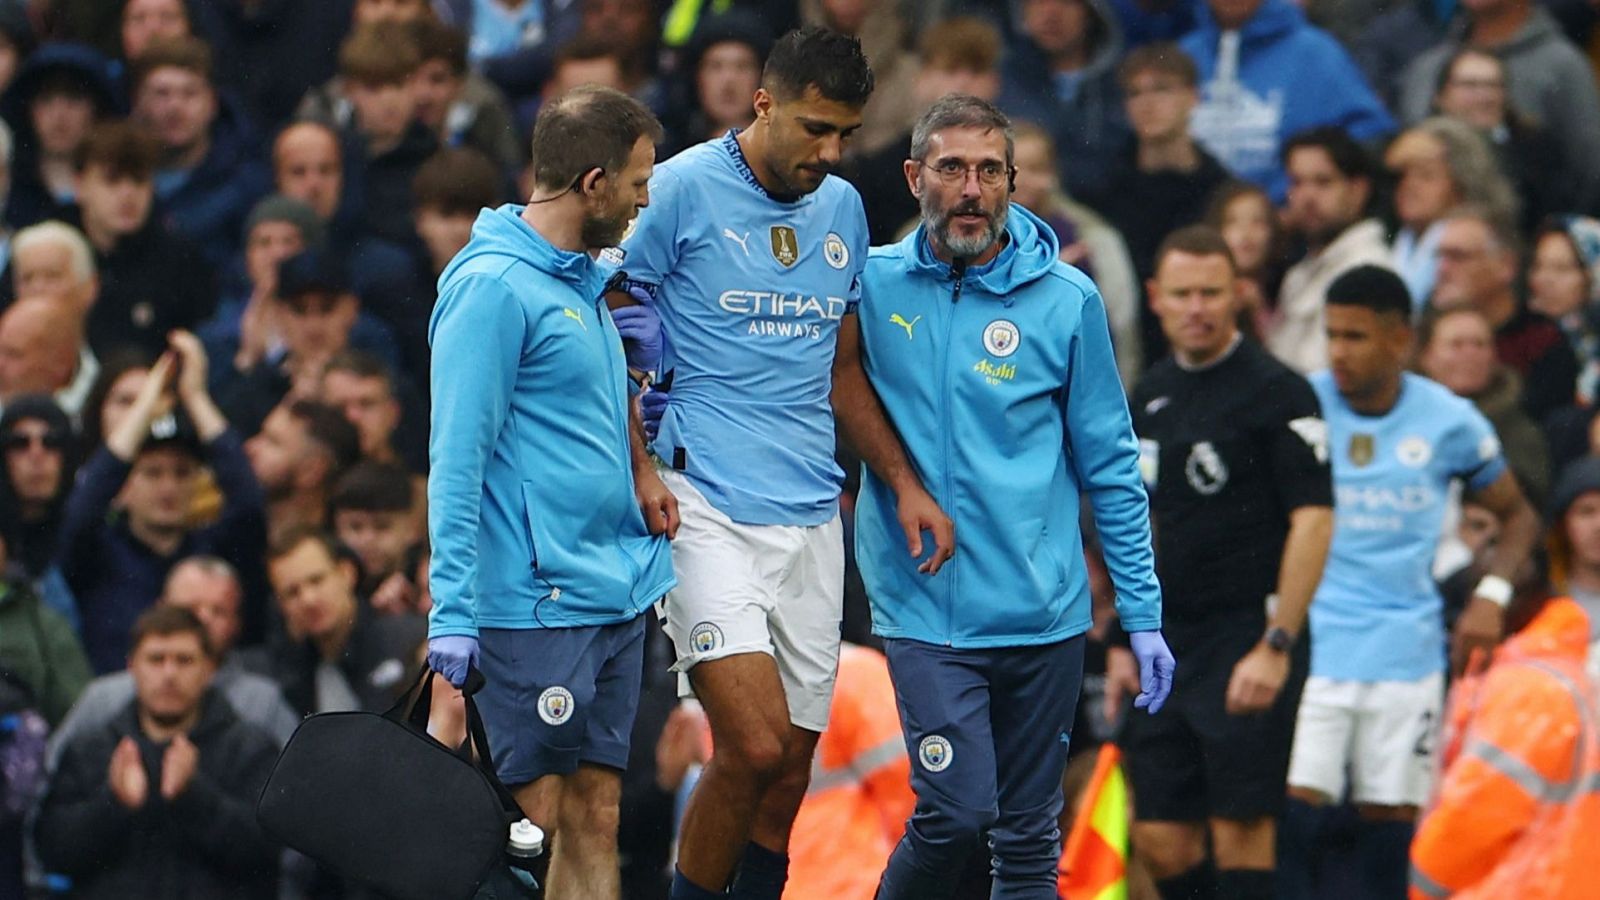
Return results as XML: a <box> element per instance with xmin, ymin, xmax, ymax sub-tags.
<box><xmin>413</xmin><ymin>147</ymin><xmax>501</xmax><ymax>216</ymax></box>
<box><xmin>340</xmin><ymin>21</ymin><xmax>421</xmax><ymax>86</ymax></box>
<box><xmin>910</xmin><ymin>93</ymin><xmax>1013</xmax><ymax>166</ymax></box>
<box><xmin>130</xmin><ymin>604</ymin><xmax>215</xmax><ymax>661</ymax></box>
<box><xmin>323</xmin><ymin>349</ymin><xmax>395</xmax><ymax>395</ymax></box>
<box><xmin>762</xmin><ymin>26</ymin><xmax>874</xmax><ymax>106</ymax></box>
<box><xmin>528</xmin><ymin>84</ymin><xmax>662</xmax><ymax>193</ymax></box>
<box><xmin>1281</xmin><ymin>126</ymin><xmax>1372</xmax><ymax>181</ymax></box>
<box><xmin>1118</xmin><ymin>43</ymin><xmax>1198</xmax><ymax>90</ymax></box>
<box><xmin>1154</xmin><ymin>224</ymin><xmax>1238</xmax><ymax>274</ymax></box>
<box><xmin>132</xmin><ymin>36</ymin><xmax>212</xmax><ymax>94</ymax></box>
<box><xmin>1325</xmin><ymin>264</ymin><xmax>1411</xmax><ymax>318</ymax></box>
<box><xmin>331</xmin><ymin>460</ymin><xmax>414</xmax><ymax>515</ymax></box>
<box><xmin>287</xmin><ymin>400</ymin><xmax>362</xmax><ymax>483</ymax></box>
<box><xmin>267</xmin><ymin>524</ymin><xmax>342</xmax><ymax>568</ymax></box>
<box><xmin>917</xmin><ymin>17</ymin><xmax>1002</xmax><ymax>73</ymax></box>
<box><xmin>74</xmin><ymin>121</ymin><xmax>159</xmax><ymax>180</ymax></box>
<box><xmin>409</xmin><ymin>17</ymin><xmax>468</xmax><ymax>76</ymax></box>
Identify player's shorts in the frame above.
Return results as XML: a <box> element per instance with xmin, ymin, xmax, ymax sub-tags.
<box><xmin>1287</xmin><ymin>671</ymin><xmax>1445</xmax><ymax>808</ymax></box>
<box><xmin>657</xmin><ymin>467</ymin><xmax>844</xmax><ymax>733</ymax></box>
<box><xmin>1123</xmin><ymin>623</ymin><xmax>1308</xmax><ymax>822</ymax></box>
<box><xmin>475</xmin><ymin>615</ymin><xmax>646</xmax><ymax>784</ymax></box>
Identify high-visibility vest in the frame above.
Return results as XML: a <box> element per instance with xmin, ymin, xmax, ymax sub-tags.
<box><xmin>1059</xmin><ymin>743</ymin><xmax>1129</xmax><ymax>900</ymax></box>
<box><xmin>661</xmin><ymin>0</ymin><xmax>733</xmax><ymax>47</ymax></box>
<box><xmin>785</xmin><ymin>645</ymin><xmax>914</xmax><ymax>900</ymax></box>
<box><xmin>1411</xmin><ymin>598</ymin><xmax>1600</xmax><ymax>900</ymax></box>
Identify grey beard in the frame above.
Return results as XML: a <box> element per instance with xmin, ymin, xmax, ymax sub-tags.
<box><xmin>926</xmin><ymin>198</ymin><xmax>1008</xmax><ymax>260</ymax></box>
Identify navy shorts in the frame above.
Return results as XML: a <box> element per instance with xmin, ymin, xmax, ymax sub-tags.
<box><xmin>476</xmin><ymin>615</ymin><xmax>646</xmax><ymax>784</ymax></box>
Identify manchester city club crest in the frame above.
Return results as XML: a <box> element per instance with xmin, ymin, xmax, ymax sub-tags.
<box><xmin>1349</xmin><ymin>433</ymin><xmax>1375</xmax><ymax>467</ymax></box>
<box><xmin>538</xmin><ymin>686</ymin><xmax>575</xmax><ymax>726</ymax></box>
<box><xmin>823</xmin><ymin>232</ymin><xmax>849</xmax><ymax>269</ymax></box>
<box><xmin>690</xmin><ymin>622</ymin><xmax>724</xmax><ymax>654</ymax></box>
<box><xmin>982</xmin><ymin>319</ymin><xmax>1020</xmax><ymax>358</ymax></box>
<box><xmin>770</xmin><ymin>225</ymin><xmax>799</xmax><ymax>267</ymax></box>
<box><xmin>918</xmin><ymin>735</ymin><xmax>953</xmax><ymax>772</ymax></box>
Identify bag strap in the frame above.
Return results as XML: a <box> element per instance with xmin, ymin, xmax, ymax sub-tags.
<box><xmin>383</xmin><ymin>665</ymin><xmax>526</xmax><ymax>818</ymax></box>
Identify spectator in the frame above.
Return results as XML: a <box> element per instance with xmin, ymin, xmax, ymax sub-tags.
<box><xmin>365</xmin><ymin>147</ymin><xmax>506</xmax><ymax>381</ymax></box>
<box><xmin>0</xmin><ymin>120</ymin><xmax>14</xmax><ymax>272</ymax></box>
<box><xmin>120</xmin><ymin>0</ymin><xmax>191</xmax><ymax>63</ymax></box>
<box><xmin>57</xmin><ymin>334</ymin><xmax>265</xmax><ymax>673</ymax></box>
<box><xmin>243</xmin><ymin>398</ymin><xmax>360</xmax><ymax>546</ymax></box>
<box><xmin>80</xmin><ymin>349</ymin><xmax>153</xmax><ymax>454</ymax></box>
<box><xmin>801</xmin><ymin>0</ymin><xmax>916</xmax><ymax>158</ymax></box>
<box><xmin>1527</xmin><ymin>216</ymin><xmax>1600</xmax><ymax>406</ymax></box>
<box><xmin>1267</xmin><ymin>127</ymin><xmax>1392</xmax><ymax>374</ymax></box>
<box><xmin>1206</xmin><ymin>180</ymin><xmax>1288</xmax><ymax>338</ymax></box>
<box><xmin>198</xmin><ymin>194</ymin><xmax>322</xmax><ymax>385</ymax></box>
<box><xmin>0</xmin><ymin>296</ymin><xmax>95</xmax><ymax>421</ymax></box>
<box><xmin>1430</xmin><ymin>48</ymin><xmax>1561</xmax><ymax>235</ymax></box>
<box><xmin>270</xmin><ymin>119</ymin><xmax>420</xmax><ymax>301</ymax></box>
<box><xmin>186</xmin><ymin>0</ymin><xmax>352</xmax><ymax>130</ymax></box>
<box><xmin>329</xmin><ymin>459</ymin><xmax>419</xmax><ymax>599</ymax></box>
<box><xmin>1418</xmin><ymin>306</ymin><xmax>1552</xmax><ymax>505</ymax></box>
<box><xmin>217</xmin><ymin>250</ymin><xmax>390</xmax><ymax>437</ymax></box>
<box><xmin>0</xmin><ymin>395</ymin><xmax>80</xmax><ymax>623</ymax></box>
<box><xmin>408</xmin><ymin>16</ymin><xmax>524</xmax><ymax>180</ymax></box>
<box><xmin>846</xmin><ymin>16</ymin><xmax>1003</xmax><ymax>246</ymax></box>
<box><xmin>1087</xmin><ymin>43</ymin><xmax>1229</xmax><ymax>365</ymax></box>
<box><xmin>999</xmin><ymin>0</ymin><xmax>1131</xmax><ymax>200</ymax></box>
<box><xmin>1409</xmin><ymin>573</ymin><xmax>1598</xmax><ymax>898</ymax></box>
<box><xmin>332</xmin><ymin>22</ymin><xmax>440</xmax><ymax>250</ymax></box>
<box><xmin>1433</xmin><ymin>206</ymin><xmax>1580</xmax><ymax>422</ymax></box>
<box><xmin>1179</xmin><ymin>0</ymin><xmax>1394</xmax><ymax>201</ymax></box>
<box><xmin>64</xmin><ymin>121</ymin><xmax>217</xmax><ymax>358</ymax></box>
<box><xmin>1352</xmin><ymin>0</ymin><xmax>1452</xmax><ymax>113</ymax></box>
<box><xmin>1</xmin><ymin>43</ymin><xmax>118</xmax><ymax>230</ymax></box>
<box><xmin>1547</xmin><ymin>458</ymin><xmax>1600</xmax><ymax>676</ymax></box>
<box><xmin>34</xmin><ymin>605</ymin><xmax>281</xmax><ymax>900</ymax></box>
<box><xmin>576</xmin><ymin>0</ymin><xmax>667</xmax><ymax>113</ymax></box>
<box><xmin>1385</xmin><ymin>117</ymin><xmax>1518</xmax><ymax>309</ymax></box>
<box><xmin>1011</xmin><ymin>121</ymin><xmax>1143</xmax><ymax>385</ymax></box>
<box><xmin>131</xmin><ymin>36</ymin><xmax>271</xmax><ymax>269</ymax></box>
<box><xmin>0</xmin><ymin>528</ymin><xmax>91</xmax><ymax>726</ymax></box>
<box><xmin>663</xmin><ymin>11</ymin><xmax>768</xmax><ymax>155</ymax></box>
<box><xmin>1399</xmin><ymin>0</ymin><xmax>1600</xmax><ymax>209</ymax></box>
<box><xmin>541</xmin><ymin>34</ymin><xmax>627</xmax><ymax>100</ymax></box>
<box><xmin>10</xmin><ymin>218</ymin><xmax>98</xmax><ymax>317</ymax></box>
<box><xmin>261</xmin><ymin>528</ymin><xmax>424</xmax><ymax>716</ymax></box>
<box><xmin>432</xmin><ymin>0</ymin><xmax>582</xmax><ymax>87</ymax></box>
<box><xmin>320</xmin><ymin>349</ymin><xmax>427</xmax><ymax>473</ymax></box>
<box><xmin>0</xmin><ymin>4</ymin><xmax>32</xmax><ymax>99</ymax></box>
<box><xmin>50</xmin><ymin>557</ymin><xmax>301</xmax><ymax>757</ymax></box>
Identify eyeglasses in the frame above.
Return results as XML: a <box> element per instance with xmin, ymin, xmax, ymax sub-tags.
<box><xmin>2</xmin><ymin>431</ymin><xmax>66</xmax><ymax>453</ymax></box>
<box><xmin>916</xmin><ymin>159</ymin><xmax>1014</xmax><ymax>188</ymax></box>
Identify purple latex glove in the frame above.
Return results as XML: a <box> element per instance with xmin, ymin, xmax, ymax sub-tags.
<box><xmin>640</xmin><ymin>388</ymin><xmax>668</xmax><ymax>442</ymax></box>
<box><xmin>611</xmin><ymin>297</ymin><xmax>662</xmax><ymax>373</ymax></box>
<box><xmin>1129</xmin><ymin>630</ymin><xmax>1175</xmax><ymax>714</ymax></box>
<box><xmin>427</xmin><ymin>635</ymin><xmax>479</xmax><ymax>688</ymax></box>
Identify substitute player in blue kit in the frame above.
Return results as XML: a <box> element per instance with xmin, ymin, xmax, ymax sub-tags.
<box><xmin>611</xmin><ymin>27</ymin><xmax>954</xmax><ymax>900</ymax></box>
<box><xmin>843</xmin><ymin>94</ymin><xmax>1173</xmax><ymax>898</ymax></box>
<box><xmin>1279</xmin><ymin>266</ymin><xmax>1541</xmax><ymax>900</ymax></box>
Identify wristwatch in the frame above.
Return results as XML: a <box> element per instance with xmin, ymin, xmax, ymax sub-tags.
<box><xmin>1263</xmin><ymin>626</ymin><xmax>1294</xmax><ymax>653</ymax></box>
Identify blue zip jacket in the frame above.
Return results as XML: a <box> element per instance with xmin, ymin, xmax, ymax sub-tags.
<box><xmin>427</xmin><ymin>205</ymin><xmax>674</xmax><ymax>637</ymax></box>
<box><xmin>855</xmin><ymin>204</ymin><xmax>1161</xmax><ymax>648</ymax></box>
<box><xmin>1179</xmin><ymin>0</ymin><xmax>1393</xmax><ymax>200</ymax></box>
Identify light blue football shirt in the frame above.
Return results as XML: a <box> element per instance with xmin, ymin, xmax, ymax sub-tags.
<box><xmin>1309</xmin><ymin>371</ymin><xmax>1506</xmax><ymax>681</ymax></box>
<box><xmin>616</xmin><ymin>131</ymin><xmax>869</xmax><ymax>526</ymax></box>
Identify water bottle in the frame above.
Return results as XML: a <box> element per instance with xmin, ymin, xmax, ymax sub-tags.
<box><xmin>505</xmin><ymin>819</ymin><xmax>545</xmax><ymax>895</ymax></box>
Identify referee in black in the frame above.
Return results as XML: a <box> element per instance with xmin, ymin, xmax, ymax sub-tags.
<box><xmin>1116</xmin><ymin>226</ymin><xmax>1334</xmax><ymax>900</ymax></box>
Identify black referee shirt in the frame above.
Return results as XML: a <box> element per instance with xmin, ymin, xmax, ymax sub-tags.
<box><xmin>1132</xmin><ymin>338</ymin><xmax>1333</xmax><ymax>630</ymax></box>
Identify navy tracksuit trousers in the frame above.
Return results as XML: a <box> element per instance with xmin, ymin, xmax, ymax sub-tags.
<box><xmin>876</xmin><ymin>634</ymin><xmax>1086</xmax><ymax>900</ymax></box>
